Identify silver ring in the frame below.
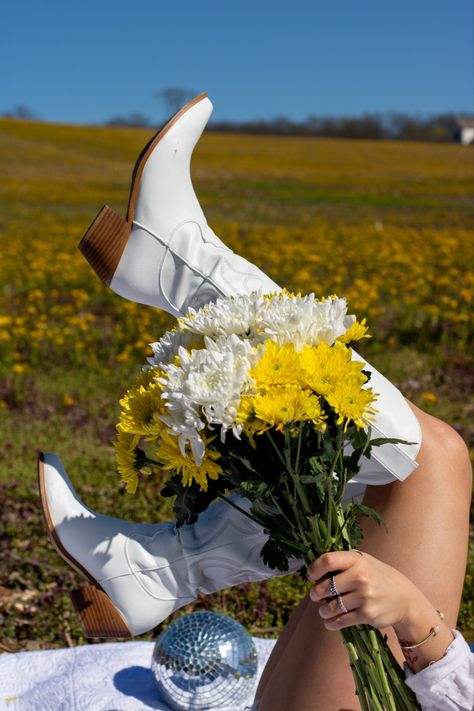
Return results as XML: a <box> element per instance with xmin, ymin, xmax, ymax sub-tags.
<box><xmin>337</xmin><ymin>594</ymin><xmax>348</xmax><ymax>614</ymax></box>
<box><xmin>329</xmin><ymin>575</ymin><xmax>339</xmax><ymax>598</ymax></box>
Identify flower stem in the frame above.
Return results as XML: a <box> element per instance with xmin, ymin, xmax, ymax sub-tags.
<box><xmin>215</xmin><ymin>492</ymin><xmax>262</xmax><ymax>527</ymax></box>
<box><xmin>266</xmin><ymin>431</ymin><xmax>287</xmax><ymax>467</ymax></box>
<box><xmin>295</xmin><ymin>422</ymin><xmax>303</xmax><ymax>472</ymax></box>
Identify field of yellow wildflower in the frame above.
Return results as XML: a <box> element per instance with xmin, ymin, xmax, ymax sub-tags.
<box><xmin>0</xmin><ymin>118</ymin><xmax>472</xmax><ymax>651</ymax></box>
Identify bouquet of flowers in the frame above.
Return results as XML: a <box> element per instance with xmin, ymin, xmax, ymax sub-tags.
<box><xmin>115</xmin><ymin>291</ymin><xmax>419</xmax><ymax>711</ymax></box>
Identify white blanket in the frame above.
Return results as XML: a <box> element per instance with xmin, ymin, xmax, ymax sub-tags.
<box><xmin>0</xmin><ymin>638</ymin><xmax>276</xmax><ymax>711</ymax></box>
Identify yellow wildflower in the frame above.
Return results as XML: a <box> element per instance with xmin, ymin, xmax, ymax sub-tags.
<box><xmin>62</xmin><ymin>393</ymin><xmax>75</xmax><ymax>408</ymax></box>
<box><xmin>155</xmin><ymin>431</ymin><xmax>222</xmax><ymax>491</ymax></box>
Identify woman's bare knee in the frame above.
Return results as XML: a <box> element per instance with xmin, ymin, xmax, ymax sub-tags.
<box><xmin>406</xmin><ymin>399</ymin><xmax>471</xmax><ymax>489</ymax></box>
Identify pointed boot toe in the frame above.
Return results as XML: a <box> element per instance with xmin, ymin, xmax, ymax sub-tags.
<box><xmin>38</xmin><ymin>452</ymin><xmax>134</xmax><ymax>637</ymax></box>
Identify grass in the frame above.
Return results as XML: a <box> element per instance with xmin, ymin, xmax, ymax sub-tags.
<box><xmin>0</xmin><ymin>119</ymin><xmax>472</xmax><ymax>651</ymax></box>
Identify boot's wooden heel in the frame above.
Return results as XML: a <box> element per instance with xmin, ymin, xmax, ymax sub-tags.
<box><xmin>78</xmin><ymin>205</ymin><xmax>131</xmax><ymax>287</ymax></box>
<box><xmin>70</xmin><ymin>584</ymin><xmax>132</xmax><ymax>638</ymax></box>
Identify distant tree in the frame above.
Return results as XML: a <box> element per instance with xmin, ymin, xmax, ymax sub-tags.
<box><xmin>105</xmin><ymin>112</ymin><xmax>150</xmax><ymax>127</ymax></box>
<box><xmin>210</xmin><ymin>111</ymin><xmax>458</xmax><ymax>142</ymax></box>
<box><xmin>155</xmin><ymin>87</ymin><xmax>196</xmax><ymax>116</ymax></box>
<box><xmin>1</xmin><ymin>105</ymin><xmax>40</xmax><ymax>120</ymax></box>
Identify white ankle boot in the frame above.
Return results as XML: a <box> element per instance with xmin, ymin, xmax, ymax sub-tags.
<box><xmin>79</xmin><ymin>93</ymin><xmax>279</xmax><ymax>317</ymax></box>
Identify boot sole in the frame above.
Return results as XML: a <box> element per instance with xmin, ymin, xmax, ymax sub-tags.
<box><xmin>37</xmin><ymin>452</ymin><xmax>132</xmax><ymax>638</ymax></box>
<box><xmin>78</xmin><ymin>92</ymin><xmax>209</xmax><ymax>287</ymax></box>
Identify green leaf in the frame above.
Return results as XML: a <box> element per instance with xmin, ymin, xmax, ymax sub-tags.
<box><xmin>350</xmin><ymin>427</ymin><xmax>371</xmax><ymax>451</ymax></box>
<box><xmin>251</xmin><ymin>498</ymin><xmax>280</xmax><ymax>520</ymax></box>
<box><xmin>369</xmin><ymin>437</ymin><xmax>417</xmax><ymax>447</ymax></box>
<box><xmin>309</xmin><ymin>456</ymin><xmax>325</xmax><ymax>474</ymax></box>
<box><xmin>350</xmin><ymin>519</ymin><xmax>364</xmax><ymax>546</ymax></box>
<box><xmin>353</xmin><ymin>503</ymin><xmax>388</xmax><ymax>531</ymax></box>
<box><xmin>260</xmin><ymin>539</ymin><xmax>290</xmax><ymax>572</ymax></box>
<box><xmin>161</xmin><ymin>475</ymin><xmax>222</xmax><ymax>527</ymax></box>
<box><xmin>322</xmin><ymin>439</ymin><xmax>336</xmax><ymax>459</ymax></box>
<box><xmin>299</xmin><ymin>473</ymin><xmax>319</xmax><ymax>484</ymax></box>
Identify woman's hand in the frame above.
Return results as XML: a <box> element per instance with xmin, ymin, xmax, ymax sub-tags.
<box><xmin>307</xmin><ymin>550</ymin><xmax>456</xmax><ymax>672</ymax></box>
<box><xmin>307</xmin><ymin>550</ymin><xmax>428</xmax><ymax>632</ymax></box>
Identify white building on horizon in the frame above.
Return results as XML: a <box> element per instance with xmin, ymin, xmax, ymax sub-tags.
<box><xmin>452</xmin><ymin>117</ymin><xmax>474</xmax><ymax>145</ymax></box>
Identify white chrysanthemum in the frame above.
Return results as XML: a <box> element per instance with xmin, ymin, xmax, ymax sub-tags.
<box><xmin>255</xmin><ymin>293</ymin><xmax>350</xmax><ymax>350</ymax></box>
<box><xmin>158</xmin><ymin>356</ymin><xmax>207</xmax><ymax>465</ymax></box>
<box><xmin>178</xmin><ymin>292</ymin><xmax>264</xmax><ymax>339</ymax></box>
<box><xmin>160</xmin><ymin>335</ymin><xmax>256</xmax><ymax>463</ymax></box>
<box><xmin>147</xmin><ymin>329</ymin><xmax>201</xmax><ymax>368</ymax></box>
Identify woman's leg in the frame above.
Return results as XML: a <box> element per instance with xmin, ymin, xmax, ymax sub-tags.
<box><xmin>256</xmin><ymin>401</ymin><xmax>472</xmax><ymax>710</ymax></box>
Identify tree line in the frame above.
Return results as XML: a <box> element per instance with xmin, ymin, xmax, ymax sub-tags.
<box><xmin>1</xmin><ymin>100</ymin><xmax>468</xmax><ymax>143</ymax></box>
<box><xmin>104</xmin><ymin>110</ymin><xmax>466</xmax><ymax>143</ymax></box>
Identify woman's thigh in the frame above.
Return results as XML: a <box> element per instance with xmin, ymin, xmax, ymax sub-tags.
<box><xmin>360</xmin><ymin>399</ymin><xmax>471</xmax><ymax>628</ymax></box>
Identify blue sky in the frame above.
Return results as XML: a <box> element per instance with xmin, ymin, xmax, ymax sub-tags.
<box><xmin>2</xmin><ymin>0</ymin><xmax>473</xmax><ymax>125</ymax></box>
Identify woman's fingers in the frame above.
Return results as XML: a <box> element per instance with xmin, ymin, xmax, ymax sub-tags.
<box><xmin>317</xmin><ymin>592</ymin><xmax>360</xmax><ymax>620</ymax></box>
<box><xmin>317</xmin><ymin>592</ymin><xmax>378</xmax><ymax>630</ymax></box>
<box><xmin>307</xmin><ymin>550</ymin><xmax>366</xmax><ymax>583</ymax></box>
<box><xmin>324</xmin><ymin>609</ymin><xmax>361</xmax><ymax>631</ymax></box>
<box><xmin>309</xmin><ymin>565</ymin><xmax>365</xmax><ymax>602</ymax></box>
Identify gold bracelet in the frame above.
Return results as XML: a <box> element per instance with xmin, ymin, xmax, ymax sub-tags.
<box><xmin>399</xmin><ymin>610</ymin><xmax>445</xmax><ymax>650</ymax></box>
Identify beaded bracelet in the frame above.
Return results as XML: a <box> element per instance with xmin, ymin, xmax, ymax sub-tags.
<box><xmin>398</xmin><ymin>610</ymin><xmax>445</xmax><ymax>650</ymax></box>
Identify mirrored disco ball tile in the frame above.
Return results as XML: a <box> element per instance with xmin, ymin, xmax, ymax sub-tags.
<box><xmin>151</xmin><ymin>611</ymin><xmax>258</xmax><ymax>710</ymax></box>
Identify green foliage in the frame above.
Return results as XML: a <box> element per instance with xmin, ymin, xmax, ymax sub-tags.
<box><xmin>161</xmin><ymin>475</ymin><xmax>224</xmax><ymax>527</ymax></box>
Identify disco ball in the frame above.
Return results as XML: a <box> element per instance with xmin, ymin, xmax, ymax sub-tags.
<box><xmin>151</xmin><ymin>611</ymin><xmax>258</xmax><ymax>710</ymax></box>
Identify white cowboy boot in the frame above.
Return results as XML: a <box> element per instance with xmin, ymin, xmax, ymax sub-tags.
<box><xmin>79</xmin><ymin>92</ymin><xmax>279</xmax><ymax>317</ymax></box>
<box><xmin>39</xmin><ymin>452</ymin><xmax>367</xmax><ymax>638</ymax></box>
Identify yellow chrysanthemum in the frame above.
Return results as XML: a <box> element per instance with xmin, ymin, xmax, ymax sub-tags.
<box><xmin>326</xmin><ymin>380</ymin><xmax>378</xmax><ymax>430</ymax></box>
<box><xmin>115</xmin><ymin>431</ymin><xmax>142</xmax><ymax>494</ymax></box>
<box><xmin>337</xmin><ymin>318</ymin><xmax>371</xmax><ymax>344</ymax></box>
<box><xmin>250</xmin><ymin>387</ymin><xmax>327</xmax><ymax>433</ymax></box>
<box><xmin>235</xmin><ymin>395</ymin><xmax>263</xmax><ymax>445</ymax></box>
<box><xmin>236</xmin><ymin>395</ymin><xmax>254</xmax><ymax>423</ymax></box>
<box><xmin>250</xmin><ymin>340</ymin><xmax>304</xmax><ymax>389</ymax></box>
<box><xmin>300</xmin><ymin>341</ymin><xmax>366</xmax><ymax>397</ymax></box>
<box><xmin>117</xmin><ymin>379</ymin><xmax>166</xmax><ymax>438</ymax></box>
<box><xmin>134</xmin><ymin>367</ymin><xmax>162</xmax><ymax>389</ymax></box>
<box><xmin>155</xmin><ymin>430</ymin><xmax>222</xmax><ymax>491</ymax></box>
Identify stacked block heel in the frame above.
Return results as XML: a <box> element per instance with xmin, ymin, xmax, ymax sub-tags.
<box><xmin>78</xmin><ymin>205</ymin><xmax>131</xmax><ymax>287</ymax></box>
<box><xmin>70</xmin><ymin>584</ymin><xmax>132</xmax><ymax>638</ymax></box>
